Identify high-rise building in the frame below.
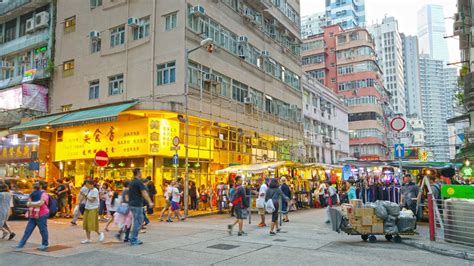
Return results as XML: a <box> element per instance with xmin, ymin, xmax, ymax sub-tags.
<box><xmin>417</xmin><ymin>4</ymin><xmax>450</xmax><ymax>63</ymax></box>
<box><xmin>326</xmin><ymin>0</ymin><xmax>366</xmax><ymax>30</ymax></box>
<box><xmin>368</xmin><ymin>17</ymin><xmax>406</xmax><ymax>115</ymax></box>
<box><xmin>303</xmin><ymin>25</ymin><xmax>388</xmax><ymax>160</ymax></box>
<box><xmin>301</xmin><ymin>12</ymin><xmax>328</xmax><ymax>39</ymax></box>
<box><xmin>419</xmin><ymin>54</ymin><xmax>451</xmax><ymax>161</ymax></box>
<box><xmin>0</xmin><ymin>0</ymin><xmax>54</xmax><ymax>177</ymax></box>
<box><xmin>8</xmin><ymin>1</ymin><xmax>343</xmax><ymax>186</ymax></box>
<box><xmin>401</xmin><ymin>34</ymin><xmax>422</xmax><ymax>117</ymax></box>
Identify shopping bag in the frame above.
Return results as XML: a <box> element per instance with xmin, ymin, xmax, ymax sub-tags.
<box><xmin>256</xmin><ymin>198</ymin><xmax>265</xmax><ymax>209</ymax></box>
<box><xmin>265</xmin><ymin>199</ymin><xmax>275</xmax><ymax>213</ymax></box>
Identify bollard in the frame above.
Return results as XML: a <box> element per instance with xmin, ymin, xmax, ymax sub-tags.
<box><xmin>427</xmin><ymin>193</ymin><xmax>435</xmax><ymax>241</ymax></box>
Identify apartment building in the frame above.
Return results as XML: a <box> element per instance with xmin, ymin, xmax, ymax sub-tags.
<box><xmin>0</xmin><ymin>0</ymin><xmax>54</xmax><ymax>177</ymax></box>
<box><xmin>302</xmin><ymin>75</ymin><xmax>349</xmax><ymax>164</ymax></box>
<box><xmin>301</xmin><ymin>12</ymin><xmax>328</xmax><ymax>39</ymax></box>
<box><xmin>325</xmin><ymin>0</ymin><xmax>365</xmax><ymax>30</ymax></box>
<box><xmin>303</xmin><ymin>25</ymin><xmax>388</xmax><ymax>160</ymax></box>
<box><xmin>10</xmin><ymin>0</ymin><xmax>307</xmax><ymax>189</ymax></box>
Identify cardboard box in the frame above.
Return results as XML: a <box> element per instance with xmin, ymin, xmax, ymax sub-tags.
<box><xmin>372</xmin><ymin>216</ymin><xmax>384</xmax><ymax>224</ymax></box>
<box><xmin>372</xmin><ymin>223</ymin><xmax>384</xmax><ymax>234</ymax></box>
<box><xmin>350</xmin><ymin>217</ymin><xmax>362</xmax><ymax>226</ymax></box>
<box><xmin>350</xmin><ymin>199</ymin><xmax>363</xmax><ymax>209</ymax></box>
<box><xmin>362</xmin><ymin>216</ymin><xmax>373</xmax><ymax>226</ymax></box>
<box><xmin>355</xmin><ymin>208</ymin><xmax>374</xmax><ymax>217</ymax></box>
<box><xmin>355</xmin><ymin>225</ymin><xmax>372</xmax><ymax>234</ymax></box>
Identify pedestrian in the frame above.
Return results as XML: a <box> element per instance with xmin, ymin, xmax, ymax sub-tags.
<box><xmin>324</xmin><ymin>181</ymin><xmax>339</xmax><ymax>224</ymax></box>
<box><xmin>266</xmin><ymin>178</ymin><xmax>289</xmax><ymax>235</ymax></box>
<box><xmin>315</xmin><ymin>181</ymin><xmax>328</xmax><ymax>208</ymax></box>
<box><xmin>71</xmin><ymin>181</ymin><xmax>88</xmax><ymax>226</ymax></box>
<box><xmin>256</xmin><ymin>178</ymin><xmax>268</xmax><ymax>227</ymax></box>
<box><xmin>141</xmin><ymin>179</ymin><xmax>151</xmax><ymax>230</ymax></box>
<box><xmin>346</xmin><ymin>180</ymin><xmax>357</xmax><ymax>201</ymax></box>
<box><xmin>0</xmin><ymin>182</ymin><xmax>15</xmax><ymax>240</ymax></box>
<box><xmin>167</xmin><ymin>181</ymin><xmax>184</xmax><ymax>222</ymax></box>
<box><xmin>190</xmin><ymin>182</ymin><xmax>198</xmax><ymax>211</ymax></box>
<box><xmin>199</xmin><ymin>185</ymin><xmax>209</xmax><ymax>211</ymax></box>
<box><xmin>99</xmin><ymin>183</ymin><xmax>109</xmax><ymax>222</ymax></box>
<box><xmin>280</xmin><ymin>177</ymin><xmax>291</xmax><ymax>223</ymax></box>
<box><xmin>160</xmin><ymin>181</ymin><xmax>172</xmax><ymax>221</ymax></box>
<box><xmin>81</xmin><ymin>180</ymin><xmax>105</xmax><ymax>244</ymax></box>
<box><xmin>146</xmin><ymin>176</ymin><xmax>157</xmax><ymax>214</ymax></box>
<box><xmin>228</xmin><ymin>176</ymin><xmax>249</xmax><ymax>236</ymax></box>
<box><xmin>65</xmin><ymin>177</ymin><xmax>74</xmax><ymax>218</ymax></box>
<box><xmin>400</xmin><ymin>174</ymin><xmax>420</xmax><ymax>214</ymax></box>
<box><xmin>229</xmin><ymin>184</ymin><xmax>235</xmax><ymax>217</ymax></box>
<box><xmin>15</xmin><ymin>181</ymin><xmax>49</xmax><ymax>250</ymax></box>
<box><xmin>115</xmin><ymin>180</ymin><xmax>132</xmax><ymax>242</ymax></box>
<box><xmin>55</xmin><ymin>179</ymin><xmax>68</xmax><ymax>217</ymax></box>
<box><xmin>128</xmin><ymin>168</ymin><xmax>154</xmax><ymax>245</ymax></box>
<box><xmin>105</xmin><ymin>191</ymin><xmax>120</xmax><ymax>232</ymax></box>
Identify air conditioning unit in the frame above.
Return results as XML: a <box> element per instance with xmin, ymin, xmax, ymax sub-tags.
<box><xmin>261</xmin><ymin>50</ymin><xmax>270</xmax><ymax>58</ymax></box>
<box><xmin>191</xmin><ymin>5</ymin><xmax>205</xmax><ymax>16</ymax></box>
<box><xmin>35</xmin><ymin>11</ymin><xmax>49</xmax><ymax>29</ymax></box>
<box><xmin>127</xmin><ymin>17</ymin><xmax>139</xmax><ymax>27</ymax></box>
<box><xmin>26</xmin><ymin>18</ymin><xmax>35</xmax><ymax>33</ymax></box>
<box><xmin>238</xmin><ymin>35</ymin><xmax>248</xmax><ymax>43</ymax></box>
<box><xmin>203</xmin><ymin>73</ymin><xmax>217</xmax><ymax>82</ymax></box>
<box><xmin>244</xmin><ymin>96</ymin><xmax>254</xmax><ymax>104</ymax></box>
<box><xmin>0</xmin><ymin>61</ymin><xmax>12</xmax><ymax>69</ymax></box>
<box><xmin>89</xmin><ymin>31</ymin><xmax>100</xmax><ymax>39</ymax></box>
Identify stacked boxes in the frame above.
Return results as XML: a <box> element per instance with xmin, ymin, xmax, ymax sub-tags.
<box><xmin>347</xmin><ymin>200</ymin><xmax>385</xmax><ymax>234</ymax></box>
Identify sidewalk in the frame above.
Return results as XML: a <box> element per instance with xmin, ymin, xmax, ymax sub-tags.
<box><xmin>402</xmin><ymin>223</ymin><xmax>474</xmax><ymax>261</ymax></box>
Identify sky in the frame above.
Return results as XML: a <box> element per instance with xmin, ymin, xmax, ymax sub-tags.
<box><xmin>300</xmin><ymin>0</ymin><xmax>460</xmax><ymax>64</ymax></box>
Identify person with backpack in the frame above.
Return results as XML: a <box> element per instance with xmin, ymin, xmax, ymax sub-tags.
<box><xmin>265</xmin><ymin>178</ymin><xmax>289</xmax><ymax>235</ymax></box>
<box><xmin>280</xmin><ymin>177</ymin><xmax>291</xmax><ymax>223</ymax></box>
<box><xmin>15</xmin><ymin>181</ymin><xmax>49</xmax><ymax>251</ymax></box>
<box><xmin>227</xmin><ymin>176</ymin><xmax>248</xmax><ymax>236</ymax></box>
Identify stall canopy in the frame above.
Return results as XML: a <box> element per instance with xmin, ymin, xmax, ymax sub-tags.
<box><xmin>10</xmin><ymin>101</ymin><xmax>138</xmax><ymax>133</ymax></box>
<box><xmin>387</xmin><ymin>161</ymin><xmax>463</xmax><ymax>170</ymax></box>
<box><xmin>216</xmin><ymin>161</ymin><xmax>290</xmax><ymax>174</ymax></box>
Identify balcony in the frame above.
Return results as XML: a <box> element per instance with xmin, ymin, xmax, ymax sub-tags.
<box><xmin>0</xmin><ymin>68</ymin><xmax>50</xmax><ymax>90</ymax></box>
<box><xmin>0</xmin><ymin>0</ymin><xmax>48</xmax><ymax>22</ymax></box>
<box><xmin>0</xmin><ymin>29</ymin><xmax>49</xmax><ymax>57</ymax></box>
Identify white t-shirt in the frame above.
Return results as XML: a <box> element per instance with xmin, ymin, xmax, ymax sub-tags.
<box><xmin>108</xmin><ymin>197</ymin><xmax>121</xmax><ymax>212</ymax></box>
<box><xmin>164</xmin><ymin>185</ymin><xmax>173</xmax><ymax>199</ymax></box>
<box><xmin>258</xmin><ymin>183</ymin><xmax>268</xmax><ymax>199</ymax></box>
<box><xmin>318</xmin><ymin>183</ymin><xmax>327</xmax><ymax>196</ymax></box>
<box><xmin>78</xmin><ymin>186</ymin><xmax>88</xmax><ymax>203</ymax></box>
<box><xmin>171</xmin><ymin>187</ymin><xmax>180</xmax><ymax>203</ymax></box>
<box><xmin>85</xmin><ymin>188</ymin><xmax>100</xmax><ymax>210</ymax></box>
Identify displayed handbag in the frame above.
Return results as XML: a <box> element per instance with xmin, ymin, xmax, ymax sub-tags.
<box><xmin>256</xmin><ymin>198</ymin><xmax>265</xmax><ymax>209</ymax></box>
<box><xmin>116</xmin><ymin>203</ymin><xmax>130</xmax><ymax>215</ymax></box>
<box><xmin>265</xmin><ymin>199</ymin><xmax>275</xmax><ymax>213</ymax></box>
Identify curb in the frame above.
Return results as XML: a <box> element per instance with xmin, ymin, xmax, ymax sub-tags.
<box><xmin>402</xmin><ymin>240</ymin><xmax>474</xmax><ymax>261</ymax></box>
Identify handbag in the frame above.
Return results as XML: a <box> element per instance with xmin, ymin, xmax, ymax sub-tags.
<box><xmin>265</xmin><ymin>199</ymin><xmax>275</xmax><ymax>213</ymax></box>
<box><xmin>256</xmin><ymin>198</ymin><xmax>265</xmax><ymax>209</ymax></box>
<box><xmin>117</xmin><ymin>203</ymin><xmax>130</xmax><ymax>215</ymax></box>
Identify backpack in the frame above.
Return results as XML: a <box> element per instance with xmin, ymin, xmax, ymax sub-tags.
<box><xmin>230</xmin><ymin>186</ymin><xmax>242</xmax><ymax>207</ymax></box>
<box><xmin>47</xmin><ymin>194</ymin><xmax>58</xmax><ymax>217</ymax></box>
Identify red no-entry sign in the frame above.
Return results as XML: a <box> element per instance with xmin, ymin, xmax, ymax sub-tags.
<box><xmin>94</xmin><ymin>150</ymin><xmax>109</xmax><ymax>167</ymax></box>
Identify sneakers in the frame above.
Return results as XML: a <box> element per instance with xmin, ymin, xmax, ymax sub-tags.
<box><xmin>115</xmin><ymin>233</ymin><xmax>122</xmax><ymax>241</ymax></box>
<box><xmin>99</xmin><ymin>232</ymin><xmax>105</xmax><ymax>242</ymax></box>
<box><xmin>13</xmin><ymin>244</ymin><xmax>24</xmax><ymax>249</ymax></box>
<box><xmin>276</xmin><ymin>228</ymin><xmax>281</xmax><ymax>232</ymax></box>
<box><xmin>70</xmin><ymin>221</ymin><xmax>77</xmax><ymax>226</ymax></box>
<box><xmin>130</xmin><ymin>240</ymin><xmax>143</xmax><ymax>246</ymax></box>
<box><xmin>257</xmin><ymin>223</ymin><xmax>266</xmax><ymax>227</ymax></box>
<box><xmin>81</xmin><ymin>239</ymin><xmax>91</xmax><ymax>244</ymax></box>
<box><xmin>123</xmin><ymin>238</ymin><xmax>130</xmax><ymax>243</ymax></box>
<box><xmin>237</xmin><ymin>231</ymin><xmax>247</xmax><ymax>236</ymax></box>
<box><xmin>227</xmin><ymin>224</ymin><xmax>233</xmax><ymax>235</ymax></box>
<box><xmin>269</xmin><ymin>231</ymin><xmax>276</xmax><ymax>236</ymax></box>
<box><xmin>37</xmin><ymin>245</ymin><xmax>48</xmax><ymax>251</ymax></box>
<box><xmin>8</xmin><ymin>232</ymin><xmax>16</xmax><ymax>240</ymax></box>
<box><xmin>1</xmin><ymin>231</ymin><xmax>7</xmax><ymax>239</ymax></box>
<box><xmin>166</xmin><ymin>219</ymin><xmax>173</xmax><ymax>223</ymax></box>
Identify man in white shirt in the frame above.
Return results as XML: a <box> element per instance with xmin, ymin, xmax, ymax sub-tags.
<box><xmin>160</xmin><ymin>181</ymin><xmax>173</xmax><ymax>221</ymax></box>
<box><xmin>257</xmin><ymin>178</ymin><xmax>268</xmax><ymax>227</ymax></box>
<box><xmin>166</xmin><ymin>181</ymin><xmax>184</xmax><ymax>222</ymax></box>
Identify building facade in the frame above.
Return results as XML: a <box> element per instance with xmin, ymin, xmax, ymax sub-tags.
<box><xmin>302</xmin><ymin>75</ymin><xmax>349</xmax><ymax>164</ymax></box>
<box><xmin>326</xmin><ymin>0</ymin><xmax>365</xmax><ymax>30</ymax></box>
<box><xmin>417</xmin><ymin>4</ymin><xmax>450</xmax><ymax>63</ymax></box>
<box><xmin>0</xmin><ymin>0</ymin><xmax>54</xmax><ymax>177</ymax></box>
<box><xmin>368</xmin><ymin>17</ymin><xmax>406</xmax><ymax>115</ymax></box>
<box><xmin>401</xmin><ymin>34</ymin><xmax>422</xmax><ymax>117</ymax></box>
<box><xmin>301</xmin><ymin>12</ymin><xmax>327</xmax><ymax>39</ymax></box>
<box><xmin>303</xmin><ymin>25</ymin><xmax>388</xmax><ymax>160</ymax></box>
<box><xmin>9</xmin><ymin>0</ymin><xmax>310</xmax><ymax>195</ymax></box>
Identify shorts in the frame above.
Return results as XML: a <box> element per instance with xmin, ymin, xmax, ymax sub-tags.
<box><xmin>58</xmin><ymin>197</ymin><xmax>67</xmax><ymax>209</ymax></box>
<box><xmin>171</xmin><ymin>201</ymin><xmax>180</xmax><ymax>211</ymax></box>
<box><xmin>258</xmin><ymin>208</ymin><xmax>266</xmax><ymax>215</ymax></box>
<box><xmin>234</xmin><ymin>208</ymin><xmax>248</xmax><ymax>220</ymax></box>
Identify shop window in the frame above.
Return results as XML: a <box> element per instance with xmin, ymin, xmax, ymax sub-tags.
<box><xmin>110</xmin><ymin>25</ymin><xmax>125</xmax><ymax>47</ymax></box>
<box><xmin>133</xmin><ymin>17</ymin><xmax>150</xmax><ymax>40</ymax></box>
<box><xmin>157</xmin><ymin>61</ymin><xmax>176</xmax><ymax>85</ymax></box>
<box><xmin>63</xmin><ymin>60</ymin><xmax>75</xmax><ymax>77</ymax></box>
<box><xmin>108</xmin><ymin>74</ymin><xmax>124</xmax><ymax>96</ymax></box>
<box><xmin>165</xmin><ymin>13</ymin><xmax>177</xmax><ymax>31</ymax></box>
<box><xmin>64</xmin><ymin>16</ymin><xmax>76</xmax><ymax>34</ymax></box>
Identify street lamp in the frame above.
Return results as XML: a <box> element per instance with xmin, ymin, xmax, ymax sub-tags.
<box><xmin>184</xmin><ymin>38</ymin><xmax>213</xmax><ymax>217</ymax></box>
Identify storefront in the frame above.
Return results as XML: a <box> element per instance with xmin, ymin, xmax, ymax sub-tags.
<box><xmin>0</xmin><ymin>133</ymin><xmax>45</xmax><ymax>178</ymax></box>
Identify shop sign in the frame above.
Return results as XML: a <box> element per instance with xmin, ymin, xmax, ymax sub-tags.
<box><xmin>0</xmin><ymin>142</ymin><xmax>38</xmax><ymax>162</ymax></box>
<box><xmin>441</xmin><ymin>185</ymin><xmax>474</xmax><ymax>199</ymax></box>
<box><xmin>461</xmin><ymin>166</ymin><xmax>473</xmax><ymax>177</ymax></box>
<box><xmin>22</xmin><ymin>69</ymin><xmax>37</xmax><ymax>83</ymax></box>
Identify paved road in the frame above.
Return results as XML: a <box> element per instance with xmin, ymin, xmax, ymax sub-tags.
<box><xmin>0</xmin><ymin>209</ymin><xmax>470</xmax><ymax>266</ymax></box>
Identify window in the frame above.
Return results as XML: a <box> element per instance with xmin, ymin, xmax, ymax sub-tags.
<box><xmin>90</xmin><ymin>0</ymin><xmax>102</xmax><ymax>8</ymax></box>
<box><xmin>108</xmin><ymin>74</ymin><xmax>124</xmax><ymax>96</ymax></box>
<box><xmin>61</xmin><ymin>104</ymin><xmax>72</xmax><ymax>112</ymax></box>
<box><xmin>133</xmin><ymin>18</ymin><xmax>150</xmax><ymax>40</ymax></box>
<box><xmin>157</xmin><ymin>61</ymin><xmax>176</xmax><ymax>85</ymax></box>
<box><xmin>91</xmin><ymin>38</ymin><xmax>101</xmax><ymax>53</ymax></box>
<box><xmin>329</xmin><ymin>32</ymin><xmax>334</xmax><ymax>37</ymax></box>
<box><xmin>110</xmin><ymin>26</ymin><xmax>125</xmax><ymax>47</ymax></box>
<box><xmin>64</xmin><ymin>16</ymin><xmax>76</xmax><ymax>34</ymax></box>
<box><xmin>63</xmin><ymin>60</ymin><xmax>75</xmax><ymax>77</ymax></box>
<box><xmin>232</xmin><ymin>80</ymin><xmax>248</xmax><ymax>103</ymax></box>
<box><xmin>89</xmin><ymin>80</ymin><xmax>100</xmax><ymax>99</ymax></box>
<box><xmin>5</xmin><ymin>19</ymin><xmax>17</xmax><ymax>42</ymax></box>
<box><xmin>165</xmin><ymin>13</ymin><xmax>177</xmax><ymax>31</ymax></box>
<box><xmin>19</xmin><ymin>12</ymin><xmax>33</xmax><ymax>37</ymax></box>
<box><xmin>331</xmin><ymin>78</ymin><xmax>336</xmax><ymax>83</ymax></box>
